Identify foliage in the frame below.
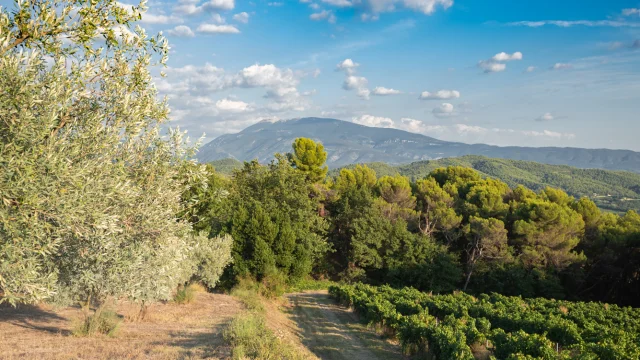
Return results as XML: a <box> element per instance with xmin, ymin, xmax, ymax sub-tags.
<box><xmin>0</xmin><ymin>0</ymin><xmax>232</xmax><ymax>306</ymax></box>
<box><xmin>330</xmin><ymin>283</ymin><xmax>640</xmax><ymax>360</ymax></box>
<box><xmin>288</xmin><ymin>137</ymin><xmax>328</xmax><ymax>183</ymax></box>
<box><xmin>73</xmin><ymin>308</ymin><xmax>122</xmax><ymax>337</ymax></box>
<box><xmin>225</xmin><ymin>155</ymin><xmax>329</xmax><ymax>283</ymax></box>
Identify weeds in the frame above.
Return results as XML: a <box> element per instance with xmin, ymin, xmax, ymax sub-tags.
<box><xmin>174</xmin><ymin>283</ymin><xmax>205</xmax><ymax>304</ymax></box>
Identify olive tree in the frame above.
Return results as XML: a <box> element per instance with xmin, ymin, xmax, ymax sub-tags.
<box><xmin>0</xmin><ymin>0</ymin><xmax>231</xmax><ymax>307</ymax></box>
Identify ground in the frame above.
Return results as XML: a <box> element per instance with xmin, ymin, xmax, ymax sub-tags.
<box><xmin>0</xmin><ymin>290</ymin><xmax>407</xmax><ymax>359</ymax></box>
<box><xmin>0</xmin><ymin>292</ymin><xmax>242</xmax><ymax>359</ymax></box>
<box><xmin>285</xmin><ymin>290</ymin><xmax>408</xmax><ymax>360</ymax></box>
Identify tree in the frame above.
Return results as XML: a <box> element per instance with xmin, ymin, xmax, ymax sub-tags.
<box><xmin>463</xmin><ymin>217</ymin><xmax>510</xmax><ymax>291</ymax></box>
<box><xmin>0</xmin><ymin>0</ymin><xmax>232</xmax><ymax>306</ymax></box>
<box><xmin>512</xmin><ymin>198</ymin><xmax>585</xmax><ymax>271</ymax></box>
<box><xmin>334</xmin><ymin>165</ymin><xmax>377</xmax><ymax>193</ymax></box>
<box><xmin>415</xmin><ymin>177</ymin><xmax>462</xmax><ymax>242</ymax></box>
<box><xmin>225</xmin><ymin>156</ymin><xmax>329</xmax><ymax>283</ymax></box>
<box><xmin>288</xmin><ymin>137</ymin><xmax>328</xmax><ymax>183</ymax></box>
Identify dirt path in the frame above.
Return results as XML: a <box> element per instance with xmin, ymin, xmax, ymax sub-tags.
<box><xmin>285</xmin><ymin>290</ymin><xmax>407</xmax><ymax>360</ymax></box>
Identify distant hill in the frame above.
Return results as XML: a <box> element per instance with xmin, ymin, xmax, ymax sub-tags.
<box><xmin>211</xmin><ymin>155</ymin><xmax>640</xmax><ymax>213</ymax></box>
<box><xmin>198</xmin><ymin>117</ymin><xmax>640</xmax><ymax>173</ymax></box>
<box><xmin>332</xmin><ymin>156</ymin><xmax>640</xmax><ymax>213</ymax></box>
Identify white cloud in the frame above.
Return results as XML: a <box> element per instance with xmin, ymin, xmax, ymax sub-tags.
<box><xmin>432</xmin><ymin>103</ymin><xmax>456</xmax><ymax>118</ymax></box>
<box><xmin>233</xmin><ymin>12</ymin><xmax>249</xmax><ymax>23</ymax></box>
<box><xmin>197</xmin><ymin>23</ymin><xmax>240</xmax><ymax>34</ymax></box>
<box><xmin>312</xmin><ymin>68</ymin><xmax>322</xmax><ymax>78</ymax></box>
<box><xmin>216</xmin><ymin>98</ymin><xmax>251</xmax><ymax>112</ymax></box>
<box><xmin>336</xmin><ymin>58</ymin><xmax>360</xmax><ymax>74</ymax></box>
<box><xmin>343</xmin><ymin>76</ymin><xmax>369</xmax><ymax>98</ymax></box>
<box><xmin>622</xmin><ymin>8</ymin><xmax>640</xmax><ymax>16</ymax></box>
<box><xmin>551</xmin><ymin>63</ymin><xmax>573</xmax><ymax>70</ymax></box>
<box><xmin>167</xmin><ymin>25</ymin><xmax>195</xmax><ymax>37</ymax></box>
<box><xmin>362</xmin><ymin>0</ymin><xmax>453</xmax><ymax>15</ymax></box>
<box><xmin>322</xmin><ymin>0</ymin><xmax>353</xmax><ymax>7</ymax></box>
<box><xmin>140</xmin><ymin>13</ymin><xmax>184</xmax><ymax>24</ymax></box>
<box><xmin>505</xmin><ymin>20</ymin><xmax>640</xmax><ymax>28</ymax></box>
<box><xmin>478</xmin><ymin>51</ymin><xmax>523</xmax><ymax>73</ymax></box>
<box><xmin>268</xmin><ymin>2</ymin><xmax>284</xmax><ymax>6</ymax></box>
<box><xmin>352</xmin><ymin>114</ymin><xmax>394</xmax><ymax>128</ymax></box>
<box><xmin>419</xmin><ymin>89</ymin><xmax>460</xmax><ymax>100</ymax></box>
<box><xmin>372</xmin><ymin>86</ymin><xmax>401</xmax><ymax>95</ymax></box>
<box><xmin>174</xmin><ymin>0</ymin><xmax>235</xmax><ymax>15</ymax></box>
<box><xmin>535</xmin><ymin>113</ymin><xmax>554</xmax><ymax>121</ymax></box>
<box><xmin>310</xmin><ymin>10</ymin><xmax>337</xmax><ymax>23</ymax></box>
<box><xmin>211</xmin><ymin>13</ymin><xmax>226</xmax><ymax>24</ymax></box>
<box><xmin>492</xmin><ymin>51</ymin><xmax>523</xmax><ymax>61</ymax></box>
<box><xmin>524</xmin><ymin>66</ymin><xmax>536</xmax><ymax>73</ymax></box>
<box><xmin>455</xmin><ymin>123</ymin><xmax>487</xmax><ymax>134</ymax></box>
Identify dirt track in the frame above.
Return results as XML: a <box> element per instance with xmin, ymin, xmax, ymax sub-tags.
<box><xmin>286</xmin><ymin>290</ymin><xmax>407</xmax><ymax>360</ymax></box>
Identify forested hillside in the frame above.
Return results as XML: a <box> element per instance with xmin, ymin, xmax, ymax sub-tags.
<box><xmin>214</xmin><ymin>156</ymin><xmax>640</xmax><ymax>213</ymax></box>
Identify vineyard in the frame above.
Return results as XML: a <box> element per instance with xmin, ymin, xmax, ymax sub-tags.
<box><xmin>329</xmin><ymin>284</ymin><xmax>640</xmax><ymax>359</ymax></box>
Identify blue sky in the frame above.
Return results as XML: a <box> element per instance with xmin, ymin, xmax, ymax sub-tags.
<box><xmin>131</xmin><ymin>0</ymin><xmax>639</xmax><ymax>150</ymax></box>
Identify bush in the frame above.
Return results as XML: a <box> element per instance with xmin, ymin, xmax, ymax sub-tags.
<box><xmin>73</xmin><ymin>309</ymin><xmax>121</xmax><ymax>337</ymax></box>
<box><xmin>173</xmin><ymin>283</ymin><xmax>201</xmax><ymax>304</ymax></box>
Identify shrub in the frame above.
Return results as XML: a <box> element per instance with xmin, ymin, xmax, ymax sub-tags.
<box><xmin>73</xmin><ymin>309</ymin><xmax>121</xmax><ymax>337</ymax></box>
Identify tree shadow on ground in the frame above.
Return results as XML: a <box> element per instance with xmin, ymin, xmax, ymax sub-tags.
<box><xmin>0</xmin><ymin>303</ymin><xmax>72</xmax><ymax>335</ymax></box>
<box><xmin>285</xmin><ymin>292</ymin><xmax>408</xmax><ymax>360</ymax></box>
<box><xmin>150</xmin><ymin>320</ymin><xmax>232</xmax><ymax>358</ymax></box>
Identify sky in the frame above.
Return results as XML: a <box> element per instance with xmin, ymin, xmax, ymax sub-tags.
<box><xmin>132</xmin><ymin>0</ymin><xmax>639</xmax><ymax>150</ymax></box>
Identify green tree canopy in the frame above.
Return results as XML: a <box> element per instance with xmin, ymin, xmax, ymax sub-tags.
<box><xmin>288</xmin><ymin>137</ymin><xmax>328</xmax><ymax>183</ymax></box>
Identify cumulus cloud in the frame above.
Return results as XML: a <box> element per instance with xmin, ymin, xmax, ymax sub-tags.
<box><xmin>551</xmin><ymin>63</ymin><xmax>572</xmax><ymax>70</ymax></box>
<box><xmin>233</xmin><ymin>12</ymin><xmax>249</xmax><ymax>23</ymax></box>
<box><xmin>478</xmin><ymin>51</ymin><xmax>523</xmax><ymax>73</ymax></box>
<box><xmin>167</xmin><ymin>25</ymin><xmax>195</xmax><ymax>37</ymax></box>
<box><xmin>322</xmin><ymin>0</ymin><xmax>353</xmax><ymax>7</ymax></box>
<box><xmin>352</xmin><ymin>115</ymin><xmax>394</xmax><ymax>128</ymax></box>
<box><xmin>432</xmin><ymin>103</ymin><xmax>456</xmax><ymax>118</ymax></box>
<box><xmin>310</xmin><ymin>10</ymin><xmax>337</xmax><ymax>23</ymax></box>
<box><xmin>140</xmin><ymin>13</ymin><xmax>184</xmax><ymax>24</ymax></box>
<box><xmin>336</xmin><ymin>59</ymin><xmax>360</xmax><ymax>74</ymax></box>
<box><xmin>163</xmin><ymin>63</ymin><xmax>306</xmax><ymax>111</ymax></box>
<box><xmin>492</xmin><ymin>51</ymin><xmax>523</xmax><ymax>61</ymax></box>
<box><xmin>337</xmin><ymin>59</ymin><xmax>370</xmax><ymax>99</ymax></box>
<box><xmin>419</xmin><ymin>90</ymin><xmax>460</xmax><ymax>100</ymax></box>
<box><xmin>524</xmin><ymin>66</ymin><xmax>536</xmax><ymax>73</ymax></box>
<box><xmin>215</xmin><ymin>98</ymin><xmax>251</xmax><ymax>112</ymax></box>
<box><xmin>372</xmin><ymin>86</ymin><xmax>401</xmax><ymax>95</ymax></box>
<box><xmin>174</xmin><ymin>0</ymin><xmax>235</xmax><ymax>16</ymax></box>
<box><xmin>535</xmin><ymin>113</ymin><xmax>554</xmax><ymax>122</ymax></box>
<box><xmin>197</xmin><ymin>23</ymin><xmax>240</xmax><ymax>34</ymax></box>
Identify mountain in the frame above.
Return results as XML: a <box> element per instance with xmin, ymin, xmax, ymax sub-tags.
<box><xmin>198</xmin><ymin>117</ymin><xmax>640</xmax><ymax>173</ymax></box>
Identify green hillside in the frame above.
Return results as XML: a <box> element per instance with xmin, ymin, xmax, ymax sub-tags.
<box><xmin>209</xmin><ymin>158</ymin><xmax>243</xmax><ymax>176</ymax></box>
<box><xmin>331</xmin><ymin>155</ymin><xmax>640</xmax><ymax>213</ymax></box>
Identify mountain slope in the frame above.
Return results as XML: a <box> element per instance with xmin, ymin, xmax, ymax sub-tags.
<box><xmin>331</xmin><ymin>155</ymin><xmax>640</xmax><ymax>213</ymax></box>
<box><xmin>198</xmin><ymin>117</ymin><xmax>640</xmax><ymax>173</ymax></box>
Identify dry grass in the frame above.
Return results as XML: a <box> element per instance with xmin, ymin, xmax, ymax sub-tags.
<box><xmin>0</xmin><ymin>292</ymin><xmax>242</xmax><ymax>359</ymax></box>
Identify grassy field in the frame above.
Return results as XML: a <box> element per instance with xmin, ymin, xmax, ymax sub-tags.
<box><xmin>0</xmin><ymin>291</ymin><xmax>242</xmax><ymax>359</ymax></box>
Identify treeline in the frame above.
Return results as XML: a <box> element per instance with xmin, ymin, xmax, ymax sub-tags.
<box><xmin>197</xmin><ymin>139</ymin><xmax>640</xmax><ymax>306</ymax></box>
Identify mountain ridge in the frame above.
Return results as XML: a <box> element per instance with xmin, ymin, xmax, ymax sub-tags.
<box><xmin>198</xmin><ymin>117</ymin><xmax>640</xmax><ymax>173</ymax></box>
